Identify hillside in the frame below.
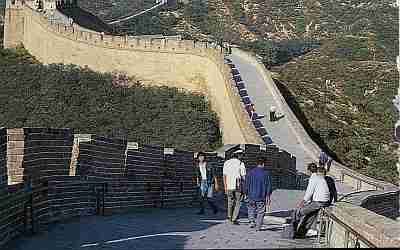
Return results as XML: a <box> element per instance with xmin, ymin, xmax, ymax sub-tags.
<box><xmin>0</xmin><ymin>47</ymin><xmax>222</xmax><ymax>151</ymax></box>
<box><xmin>179</xmin><ymin>0</ymin><xmax>399</xmax><ymax>183</ymax></box>
<box><xmin>78</xmin><ymin>0</ymin><xmax>180</xmax><ymax>35</ymax></box>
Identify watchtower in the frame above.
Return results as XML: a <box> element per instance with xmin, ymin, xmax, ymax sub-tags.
<box><xmin>3</xmin><ymin>0</ymin><xmax>25</xmax><ymax>48</ymax></box>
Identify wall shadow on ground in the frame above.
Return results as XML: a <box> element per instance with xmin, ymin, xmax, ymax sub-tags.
<box><xmin>5</xmin><ymin>205</ymin><xmax>226</xmax><ymax>250</ymax></box>
<box><xmin>272</xmin><ymin>78</ymin><xmax>343</xmax><ymax>164</ymax></box>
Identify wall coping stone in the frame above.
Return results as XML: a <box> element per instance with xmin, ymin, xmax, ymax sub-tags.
<box><xmin>327</xmin><ymin>202</ymin><xmax>400</xmax><ymax>247</ymax></box>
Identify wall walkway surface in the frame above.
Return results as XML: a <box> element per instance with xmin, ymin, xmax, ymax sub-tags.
<box><xmin>230</xmin><ymin>48</ymin><xmax>399</xmax><ymax>195</ymax></box>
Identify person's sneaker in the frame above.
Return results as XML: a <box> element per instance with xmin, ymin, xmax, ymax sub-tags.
<box><xmin>249</xmin><ymin>222</ymin><xmax>256</xmax><ymax>228</ymax></box>
<box><xmin>305</xmin><ymin>229</ymin><xmax>318</xmax><ymax>237</ymax></box>
<box><xmin>231</xmin><ymin>220</ymin><xmax>240</xmax><ymax>225</ymax></box>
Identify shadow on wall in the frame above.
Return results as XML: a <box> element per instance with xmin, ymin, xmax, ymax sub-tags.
<box><xmin>272</xmin><ymin>78</ymin><xmax>342</xmax><ymax>164</ymax></box>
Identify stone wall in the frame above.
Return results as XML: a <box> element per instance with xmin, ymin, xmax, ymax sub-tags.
<box><xmin>6</xmin><ymin>129</ymin><xmax>24</xmax><ymax>185</ymax></box>
<box><xmin>0</xmin><ymin>128</ymin><xmax>7</xmax><ymax>188</ymax></box>
<box><xmin>0</xmin><ymin>130</ymin><xmax>201</xmax><ymax>248</ymax></box>
<box><xmin>4</xmin><ymin>4</ymin><xmax>263</xmax><ymax>145</ymax></box>
<box><xmin>76</xmin><ymin>136</ymin><xmax>198</xmax><ymax>213</ymax></box>
<box><xmin>3</xmin><ymin>0</ymin><xmax>24</xmax><ymax>48</ymax></box>
<box><xmin>22</xmin><ymin>128</ymin><xmax>74</xmax><ymax>186</ymax></box>
<box><xmin>325</xmin><ymin>202</ymin><xmax>400</xmax><ymax>248</ymax></box>
<box><xmin>0</xmin><ymin>185</ymin><xmax>29</xmax><ymax>246</ymax></box>
<box><xmin>340</xmin><ymin>190</ymin><xmax>400</xmax><ymax>220</ymax></box>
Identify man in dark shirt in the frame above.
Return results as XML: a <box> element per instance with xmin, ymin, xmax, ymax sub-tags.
<box><xmin>245</xmin><ymin>156</ymin><xmax>272</xmax><ymax>231</ymax></box>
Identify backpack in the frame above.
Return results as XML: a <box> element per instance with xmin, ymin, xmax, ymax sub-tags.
<box><xmin>235</xmin><ymin>162</ymin><xmax>245</xmax><ymax>193</ymax></box>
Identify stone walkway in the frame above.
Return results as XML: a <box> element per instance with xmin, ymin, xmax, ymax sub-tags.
<box><xmin>6</xmin><ymin>195</ymin><xmax>319</xmax><ymax>250</ymax></box>
<box><xmin>227</xmin><ymin>54</ymin><xmax>308</xmax><ymax>173</ymax></box>
<box><xmin>226</xmin><ymin>53</ymin><xmax>355</xmax><ymax>195</ymax></box>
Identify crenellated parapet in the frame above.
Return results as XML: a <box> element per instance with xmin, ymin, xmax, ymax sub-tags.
<box><xmin>37</xmin><ymin>14</ymin><xmax>218</xmax><ymax>55</ymax></box>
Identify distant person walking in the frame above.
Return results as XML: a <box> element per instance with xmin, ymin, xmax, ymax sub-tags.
<box><xmin>223</xmin><ymin>149</ymin><xmax>246</xmax><ymax>224</ymax></box>
<box><xmin>195</xmin><ymin>152</ymin><xmax>218</xmax><ymax>215</ymax></box>
<box><xmin>245</xmin><ymin>156</ymin><xmax>272</xmax><ymax>231</ymax></box>
<box><xmin>291</xmin><ymin>163</ymin><xmax>330</xmax><ymax>238</ymax></box>
<box><xmin>319</xmin><ymin>151</ymin><xmax>332</xmax><ymax>171</ymax></box>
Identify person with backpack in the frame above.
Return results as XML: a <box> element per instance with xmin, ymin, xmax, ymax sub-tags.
<box><xmin>195</xmin><ymin>152</ymin><xmax>219</xmax><ymax>215</ymax></box>
<box><xmin>291</xmin><ymin>163</ymin><xmax>330</xmax><ymax>238</ymax></box>
<box><xmin>223</xmin><ymin>149</ymin><xmax>246</xmax><ymax>225</ymax></box>
<box><xmin>319</xmin><ymin>151</ymin><xmax>332</xmax><ymax>171</ymax></box>
<box><xmin>319</xmin><ymin>164</ymin><xmax>338</xmax><ymax>206</ymax></box>
<box><xmin>245</xmin><ymin>156</ymin><xmax>272</xmax><ymax>231</ymax></box>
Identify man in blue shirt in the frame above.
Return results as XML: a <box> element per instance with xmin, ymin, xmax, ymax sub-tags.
<box><xmin>245</xmin><ymin>156</ymin><xmax>272</xmax><ymax>231</ymax></box>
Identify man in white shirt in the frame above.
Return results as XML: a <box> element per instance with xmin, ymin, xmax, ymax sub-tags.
<box><xmin>223</xmin><ymin>149</ymin><xmax>246</xmax><ymax>224</ymax></box>
<box><xmin>292</xmin><ymin>163</ymin><xmax>330</xmax><ymax>238</ymax></box>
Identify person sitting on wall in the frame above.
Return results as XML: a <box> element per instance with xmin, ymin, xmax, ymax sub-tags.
<box><xmin>291</xmin><ymin>163</ymin><xmax>330</xmax><ymax>238</ymax></box>
<box><xmin>319</xmin><ymin>164</ymin><xmax>338</xmax><ymax>206</ymax></box>
<box><xmin>269</xmin><ymin>105</ymin><xmax>285</xmax><ymax>122</ymax></box>
<box><xmin>195</xmin><ymin>152</ymin><xmax>219</xmax><ymax>215</ymax></box>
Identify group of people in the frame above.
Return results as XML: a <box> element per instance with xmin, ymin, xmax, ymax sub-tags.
<box><xmin>248</xmin><ymin>104</ymin><xmax>284</xmax><ymax>122</ymax></box>
<box><xmin>194</xmin><ymin>149</ymin><xmax>337</xmax><ymax>237</ymax></box>
<box><xmin>194</xmin><ymin>149</ymin><xmax>272</xmax><ymax>231</ymax></box>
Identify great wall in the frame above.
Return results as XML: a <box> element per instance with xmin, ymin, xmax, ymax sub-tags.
<box><xmin>1</xmin><ymin>0</ymin><xmax>400</xmax><ymax>248</ymax></box>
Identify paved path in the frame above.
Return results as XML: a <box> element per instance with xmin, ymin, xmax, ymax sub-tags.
<box><xmin>226</xmin><ymin>53</ymin><xmax>355</xmax><ymax>195</ymax></box>
<box><xmin>227</xmin><ymin>54</ymin><xmax>307</xmax><ymax>173</ymax></box>
<box><xmin>6</xmin><ymin>199</ymin><xmax>319</xmax><ymax>250</ymax></box>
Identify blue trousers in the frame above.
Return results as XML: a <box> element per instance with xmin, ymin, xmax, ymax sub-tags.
<box><xmin>199</xmin><ymin>180</ymin><xmax>217</xmax><ymax>212</ymax></box>
<box><xmin>247</xmin><ymin>200</ymin><xmax>266</xmax><ymax>230</ymax></box>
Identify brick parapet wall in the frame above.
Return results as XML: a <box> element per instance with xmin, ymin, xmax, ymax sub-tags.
<box><xmin>6</xmin><ymin>128</ymin><xmax>24</xmax><ymax>185</ymax></box>
<box><xmin>325</xmin><ymin>202</ymin><xmax>400</xmax><ymax>248</ymax></box>
<box><xmin>0</xmin><ymin>129</ymin><xmax>7</xmax><ymax>188</ymax></box>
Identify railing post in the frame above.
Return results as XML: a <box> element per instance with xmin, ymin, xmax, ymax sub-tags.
<box><xmin>344</xmin><ymin>230</ymin><xmax>350</xmax><ymax>248</ymax></box>
<box><xmin>29</xmin><ymin>192</ymin><xmax>34</xmax><ymax>234</ymax></box>
<box><xmin>23</xmin><ymin>199</ymin><xmax>28</xmax><ymax>233</ymax></box>
<box><xmin>102</xmin><ymin>183</ymin><xmax>106</xmax><ymax>216</ymax></box>
<box><xmin>160</xmin><ymin>180</ymin><xmax>164</xmax><ymax>208</ymax></box>
<box><xmin>95</xmin><ymin>186</ymin><xmax>100</xmax><ymax>215</ymax></box>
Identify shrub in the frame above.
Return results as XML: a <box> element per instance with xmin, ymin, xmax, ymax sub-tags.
<box><xmin>0</xmin><ymin>48</ymin><xmax>222</xmax><ymax>151</ymax></box>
